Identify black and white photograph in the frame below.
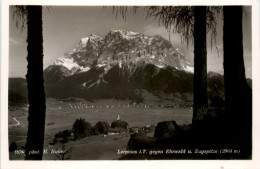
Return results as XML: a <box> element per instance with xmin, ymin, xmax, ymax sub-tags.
<box><xmin>1</xmin><ymin>0</ymin><xmax>260</xmax><ymax>168</ymax></box>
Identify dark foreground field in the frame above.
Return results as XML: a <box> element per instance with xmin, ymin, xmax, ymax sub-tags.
<box><xmin>8</xmin><ymin>98</ymin><xmax>192</xmax><ymax>160</ymax></box>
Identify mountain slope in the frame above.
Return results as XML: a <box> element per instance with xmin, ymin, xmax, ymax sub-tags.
<box><xmin>44</xmin><ymin>61</ymin><xmax>194</xmax><ymax>101</ymax></box>
<box><xmin>10</xmin><ymin>71</ymin><xmax>251</xmax><ymax>105</ymax></box>
<box><xmin>8</xmin><ymin>78</ymin><xmax>28</xmax><ymax>107</ymax></box>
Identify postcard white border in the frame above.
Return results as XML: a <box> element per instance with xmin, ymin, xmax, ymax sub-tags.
<box><xmin>1</xmin><ymin>0</ymin><xmax>260</xmax><ymax>169</ymax></box>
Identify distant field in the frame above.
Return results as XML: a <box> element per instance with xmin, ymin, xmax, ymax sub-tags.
<box><xmin>8</xmin><ymin>98</ymin><xmax>192</xmax><ymax>160</ymax></box>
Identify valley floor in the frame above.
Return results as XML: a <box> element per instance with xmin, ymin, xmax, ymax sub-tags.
<box><xmin>8</xmin><ymin>98</ymin><xmax>192</xmax><ymax>160</ymax></box>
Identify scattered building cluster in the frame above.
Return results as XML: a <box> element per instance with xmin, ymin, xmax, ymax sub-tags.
<box><xmin>66</xmin><ymin>102</ymin><xmax>178</xmax><ymax>109</ymax></box>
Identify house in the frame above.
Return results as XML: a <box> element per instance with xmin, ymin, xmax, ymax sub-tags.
<box><xmin>107</xmin><ymin>127</ymin><xmax>127</xmax><ymax>135</ymax></box>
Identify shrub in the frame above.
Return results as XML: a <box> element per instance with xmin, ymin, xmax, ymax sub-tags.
<box><xmin>93</xmin><ymin>121</ymin><xmax>110</xmax><ymax>135</ymax></box>
<box><xmin>111</xmin><ymin>120</ymin><xmax>128</xmax><ymax>129</ymax></box>
<box><xmin>55</xmin><ymin>131</ymin><xmax>63</xmax><ymax>138</ymax></box>
<box><xmin>72</xmin><ymin>118</ymin><xmax>92</xmax><ymax>139</ymax></box>
<box><xmin>91</xmin><ymin>127</ymin><xmax>99</xmax><ymax>135</ymax></box>
<box><xmin>73</xmin><ymin>133</ymin><xmax>80</xmax><ymax>140</ymax></box>
<box><xmin>55</xmin><ymin>130</ymin><xmax>72</xmax><ymax>139</ymax></box>
<box><xmin>62</xmin><ymin>130</ymin><xmax>72</xmax><ymax>137</ymax></box>
<box><xmin>9</xmin><ymin>142</ymin><xmax>17</xmax><ymax>152</ymax></box>
<box><xmin>154</xmin><ymin>121</ymin><xmax>175</xmax><ymax>138</ymax></box>
<box><xmin>62</xmin><ymin>136</ymin><xmax>69</xmax><ymax>143</ymax></box>
<box><xmin>52</xmin><ymin>138</ymin><xmax>57</xmax><ymax>145</ymax></box>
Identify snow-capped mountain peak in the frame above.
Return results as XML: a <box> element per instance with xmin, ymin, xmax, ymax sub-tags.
<box><xmin>54</xmin><ymin>57</ymin><xmax>80</xmax><ymax>70</ymax></box>
<box><xmin>49</xmin><ymin>29</ymin><xmax>193</xmax><ymax>77</ymax></box>
<box><xmin>109</xmin><ymin>30</ymin><xmax>140</xmax><ymax>39</ymax></box>
<box><xmin>80</xmin><ymin>37</ymin><xmax>89</xmax><ymax>44</ymax></box>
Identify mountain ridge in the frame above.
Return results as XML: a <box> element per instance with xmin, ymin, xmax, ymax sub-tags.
<box><xmin>44</xmin><ymin>30</ymin><xmax>193</xmax><ymax>82</ymax></box>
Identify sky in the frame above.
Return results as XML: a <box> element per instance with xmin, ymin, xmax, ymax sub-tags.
<box><xmin>9</xmin><ymin>6</ymin><xmax>252</xmax><ymax>78</ymax></box>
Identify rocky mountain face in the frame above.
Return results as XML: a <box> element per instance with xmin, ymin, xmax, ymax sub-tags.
<box><xmin>44</xmin><ymin>30</ymin><xmax>193</xmax><ymax>81</ymax></box>
<box><xmin>43</xmin><ymin>30</ymin><xmax>195</xmax><ymax>101</ymax></box>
